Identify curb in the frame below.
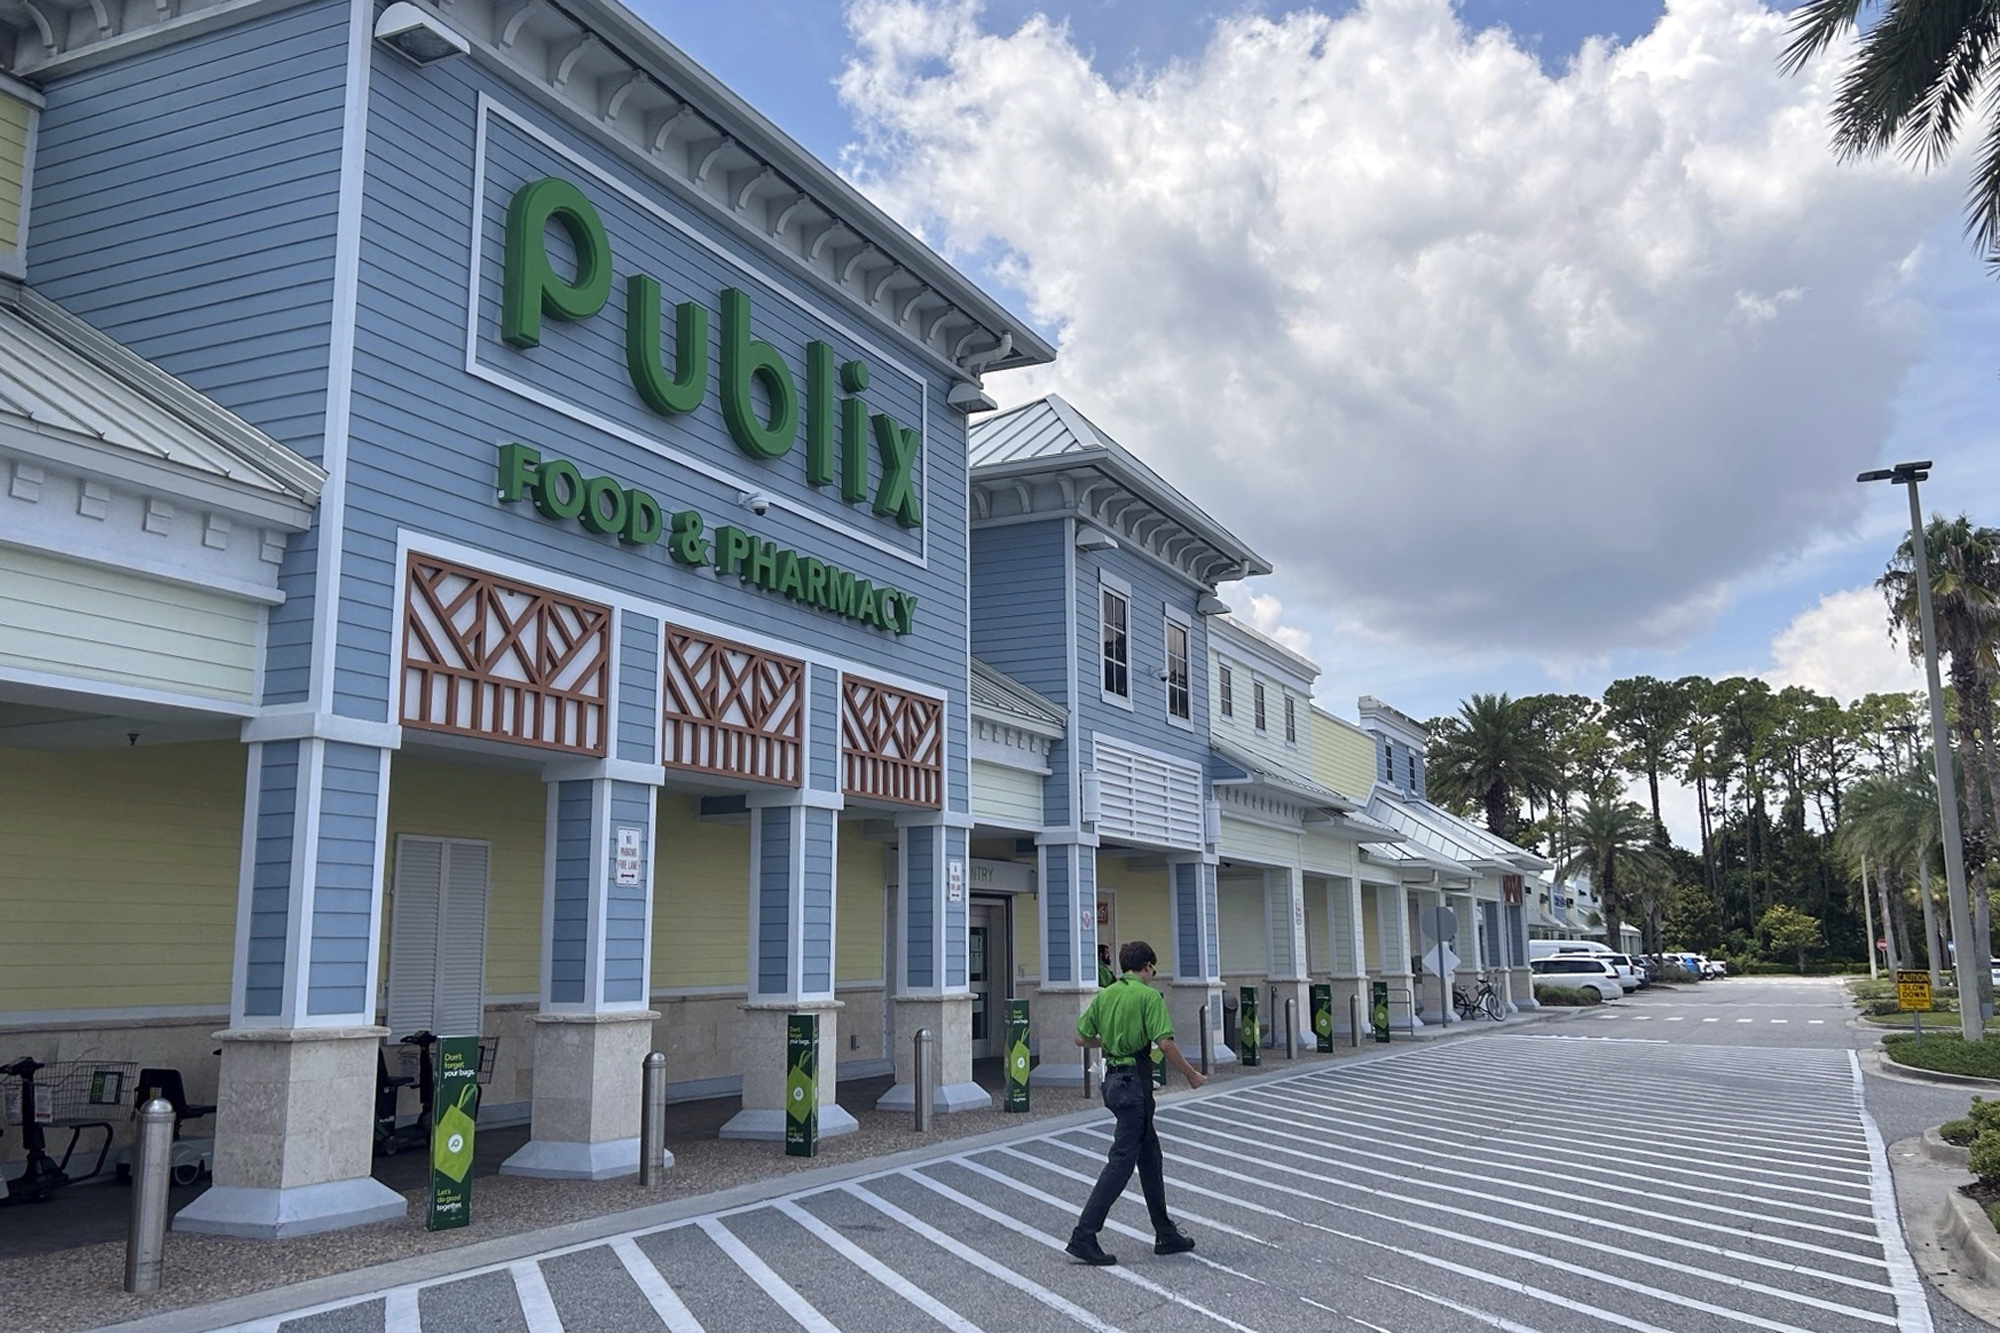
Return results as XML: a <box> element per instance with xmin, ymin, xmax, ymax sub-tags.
<box><xmin>1923</xmin><ymin>1124</ymin><xmax>1973</xmax><ymax>1170</ymax></box>
<box><xmin>1888</xmin><ymin>1133</ymin><xmax>2000</xmax><ymax>1327</ymax></box>
<box><xmin>1941</xmin><ymin>1186</ymin><xmax>2000</xmax><ymax>1284</ymax></box>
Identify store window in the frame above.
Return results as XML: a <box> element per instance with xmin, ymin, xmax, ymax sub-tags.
<box><xmin>1254</xmin><ymin>681</ymin><xmax>1267</xmax><ymax>731</ymax></box>
<box><xmin>1165</xmin><ymin>621</ymin><xmax>1190</xmax><ymax>721</ymax></box>
<box><xmin>1219</xmin><ymin>665</ymin><xmax>1233</xmax><ymax>718</ymax></box>
<box><xmin>1102</xmin><ymin>587</ymin><xmax>1129</xmax><ymax>699</ymax></box>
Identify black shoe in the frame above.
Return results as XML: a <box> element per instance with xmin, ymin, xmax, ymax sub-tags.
<box><xmin>1154</xmin><ymin>1229</ymin><xmax>1196</xmax><ymax>1256</ymax></box>
<box><xmin>1066</xmin><ymin>1231</ymin><xmax>1117</xmax><ymax>1266</ymax></box>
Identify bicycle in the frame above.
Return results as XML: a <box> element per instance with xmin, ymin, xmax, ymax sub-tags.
<box><xmin>1452</xmin><ymin>973</ymin><xmax>1506</xmax><ymax>1022</ymax></box>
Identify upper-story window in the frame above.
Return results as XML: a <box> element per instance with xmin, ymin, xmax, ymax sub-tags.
<box><xmin>1165</xmin><ymin>621</ymin><xmax>1190</xmax><ymax>721</ymax></box>
<box><xmin>1253</xmin><ymin>682</ymin><xmax>1267</xmax><ymax>731</ymax></box>
<box><xmin>1284</xmin><ymin>695</ymin><xmax>1297</xmax><ymax>744</ymax></box>
<box><xmin>1219</xmin><ymin>665</ymin><xmax>1234</xmax><ymax>718</ymax></box>
<box><xmin>1383</xmin><ymin>739</ymin><xmax>1394</xmax><ymax>782</ymax></box>
<box><xmin>1407</xmin><ymin>751</ymin><xmax>1418</xmax><ymax>789</ymax></box>
<box><xmin>1101</xmin><ymin>587</ymin><xmax>1129</xmax><ymax>699</ymax></box>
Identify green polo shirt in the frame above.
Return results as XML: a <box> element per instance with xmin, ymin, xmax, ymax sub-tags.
<box><xmin>1077</xmin><ymin>974</ymin><xmax>1174</xmax><ymax>1064</ymax></box>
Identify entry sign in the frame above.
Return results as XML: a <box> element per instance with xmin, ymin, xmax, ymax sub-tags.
<box><xmin>1310</xmin><ymin>983</ymin><xmax>1333</xmax><ymax>1053</ymax></box>
<box><xmin>1004</xmin><ymin>999</ymin><xmax>1030</xmax><ymax>1112</ymax></box>
<box><xmin>426</xmin><ymin>1035</ymin><xmax>482</xmax><ymax>1231</ymax></box>
<box><xmin>1370</xmin><ymin>979</ymin><xmax>1391</xmax><ymax>1044</ymax></box>
<box><xmin>1897</xmin><ymin>970</ymin><xmax>1933</xmax><ymax>1013</ymax></box>
<box><xmin>786</xmin><ymin>1014</ymin><xmax>818</xmax><ymax>1157</ymax></box>
<box><xmin>1239</xmin><ymin>986</ymin><xmax>1260</xmax><ymax>1068</ymax></box>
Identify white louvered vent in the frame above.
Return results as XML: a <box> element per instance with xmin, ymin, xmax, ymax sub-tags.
<box><xmin>1091</xmin><ymin>736</ymin><xmax>1205</xmax><ymax>850</ymax></box>
<box><xmin>387</xmin><ymin>836</ymin><xmax>491</xmax><ymax>1039</ymax></box>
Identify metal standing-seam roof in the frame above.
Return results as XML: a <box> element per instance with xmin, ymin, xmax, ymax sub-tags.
<box><xmin>1366</xmin><ymin>788</ymin><xmax>1553</xmax><ymax>874</ymax></box>
<box><xmin>0</xmin><ymin>281</ymin><xmax>323</xmax><ymax>526</ymax></box>
<box><xmin>970</xmin><ymin>659</ymin><xmax>1067</xmax><ymax>736</ymax></box>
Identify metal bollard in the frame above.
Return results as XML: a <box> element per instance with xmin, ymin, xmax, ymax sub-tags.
<box><xmin>1285</xmin><ymin>998</ymin><xmax>1299</xmax><ymax>1060</ymax></box>
<box><xmin>1198</xmin><ymin>1002</ymin><xmax>1214</xmax><ymax>1076</ymax></box>
<box><xmin>913</xmin><ymin>1028</ymin><xmax>934</xmax><ymax>1132</ymax></box>
<box><xmin>125</xmin><ymin>1095</ymin><xmax>174</xmax><ymax>1293</ymax></box>
<box><xmin>640</xmin><ymin>1052</ymin><xmax>668</xmax><ymax>1187</ymax></box>
<box><xmin>1349</xmin><ymin>993</ymin><xmax>1361</xmax><ymax>1048</ymax></box>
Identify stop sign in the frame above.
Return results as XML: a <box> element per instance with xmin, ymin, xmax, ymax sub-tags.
<box><xmin>1877</xmin><ymin>937</ymin><xmax>1888</xmax><ymax>951</ymax></box>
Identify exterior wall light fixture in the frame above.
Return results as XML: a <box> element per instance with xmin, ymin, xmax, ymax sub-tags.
<box><xmin>1074</xmin><ymin>527</ymin><xmax>1118</xmax><ymax>553</ymax></box>
<box><xmin>1195</xmin><ymin>593</ymin><xmax>1230</xmax><ymax>615</ymax></box>
<box><xmin>374</xmin><ymin>2</ymin><xmax>469</xmax><ymax>66</ymax></box>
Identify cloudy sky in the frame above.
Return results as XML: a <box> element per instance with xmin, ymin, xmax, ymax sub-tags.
<box><xmin>641</xmin><ymin>0</ymin><xmax>1993</xmax><ymax>741</ymax></box>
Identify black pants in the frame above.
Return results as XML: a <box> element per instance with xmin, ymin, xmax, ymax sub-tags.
<box><xmin>1075</xmin><ymin>1064</ymin><xmax>1174</xmax><ymax>1238</ymax></box>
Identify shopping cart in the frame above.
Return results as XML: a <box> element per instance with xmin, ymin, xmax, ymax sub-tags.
<box><xmin>2</xmin><ymin>1057</ymin><xmax>138</xmax><ymax>1201</ymax></box>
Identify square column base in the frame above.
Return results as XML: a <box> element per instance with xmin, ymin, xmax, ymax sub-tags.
<box><xmin>1167</xmin><ymin>981</ymin><xmax>1235</xmax><ymax>1066</ymax></box>
<box><xmin>1321</xmin><ymin>975</ymin><xmax>1366</xmax><ymax>1043</ymax></box>
<box><xmin>875</xmin><ymin>995</ymin><xmax>990</xmax><ymax>1113</ymax></box>
<box><xmin>718</xmin><ymin>1001</ymin><xmax>859</xmax><ymax>1141</ymax></box>
<box><xmin>1506</xmin><ymin>966</ymin><xmax>1537</xmax><ymax>1010</ymax></box>
<box><xmin>1267</xmin><ymin>978</ymin><xmax>1315</xmax><ymax>1051</ymax></box>
<box><xmin>173</xmin><ymin>1026</ymin><xmax>405</xmax><ymax>1239</ymax></box>
<box><xmin>500</xmin><ymin>1010</ymin><xmax>659</xmax><ymax>1180</ymax></box>
<box><xmin>1027</xmin><ymin>986</ymin><xmax>1092</xmax><ymax>1088</ymax></box>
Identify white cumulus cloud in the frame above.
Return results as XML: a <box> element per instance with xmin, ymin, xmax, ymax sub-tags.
<box><xmin>1765</xmin><ymin>584</ymin><xmax>1924</xmax><ymax>702</ymax></box>
<box><xmin>839</xmin><ymin>0</ymin><xmax>1960</xmax><ymax>660</ymax></box>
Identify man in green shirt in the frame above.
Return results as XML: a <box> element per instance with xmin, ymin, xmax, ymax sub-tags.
<box><xmin>1066</xmin><ymin>940</ymin><xmax>1205</xmax><ymax>1266</ymax></box>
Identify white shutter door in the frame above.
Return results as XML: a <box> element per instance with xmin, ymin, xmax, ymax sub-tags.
<box><xmin>436</xmin><ymin>840</ymin><xmax>491</xmax><ymax>1037</ymax></box>
<box><xmin>386</xmin><ymin>836</ymin><xmax>444</xmax><ymax>1036</ymax></box>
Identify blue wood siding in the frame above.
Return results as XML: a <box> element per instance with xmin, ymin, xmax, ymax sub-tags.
<box><xmin>756</xmin><ymin>808</ymin><xmax>792</xmax><ymax>995</ymax></box>
<box><xmin>905</xmin><ymin>825</ymin><xmax>934</xmax><ymax>989</ymax></box>
<box><xmin>244</xmin><ymin>740</ymin><xmax>300</xmax><ymax>1017</ymax></box>
<box><xmin>1077</xmin><ymin>547</ymin><xmax>1211</xmax><ymax>773</ymax></box>
<box><xmin>809</xmin><ymin>667</ymin><xmax>837</xmax><ymax>792</ymax></box>
<box><xmin>943</xmin><ymin>826</ymin><xmax>968</xmax><ymax>988</ymax></box>
<box><xmin>1174</xmin><ymin>861</ymin><xmax>1201</xmax><ymax>978</ymax></box>
<box><xmin>604</xmin><ymin>782</ymin><xmax>650</xmax><ymax>1002</ymax></box>
<box><xmin>802</xmin><ymin>807</ymin><xmax>834</xmax><ymax>993</ymax></box>
<box><xmin>618</xmin><ymin>615</ymin><xmax>658</xmax><ymax>764</ymax></box>
<box><xmin>1043</xmin><ymin>847</ymin><xmax>1071</xmax><ymax>985</ymax></box>
<box><xmin>305</xmin><ymin>741</ymin><xmax>382</xmax><ymax>1016</ymax></box>
<box><xmin>970</xmin><ymin>520</ymin><xmax>1071</xmax><ymax>825</ymax></box>
<box><xmin>550</xmin><ymin>780</ymin><xmax>593</xmax><ymax>1004</ymax></box>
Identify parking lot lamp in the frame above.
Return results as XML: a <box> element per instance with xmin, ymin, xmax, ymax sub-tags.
<box><xmin>1857</xmin><ymin>461</ymin><xmax>1982</xmax><ymax>1041</ymax></box>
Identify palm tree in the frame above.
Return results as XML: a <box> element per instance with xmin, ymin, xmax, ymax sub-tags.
<box><xmin>1783</xmin><ymin>3</ymin><xmax>2000</xmax><ymax>266</ymax></box>
<box><xmin>1426</xmin><ymin>694</ymin><xmax>1559</xmax><ymax>841</ymax></box>
<box><xmin>1556</xmin><ymin>795</ymin><xmax>1662</xmax><ymax>955</ymax></box>
<box><xmin>1836</xmin><ymin>771</ymin><xmax>1939</xmax><ymax>979</ymax></box>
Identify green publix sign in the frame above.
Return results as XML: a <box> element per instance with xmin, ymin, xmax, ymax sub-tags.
<box><xmin>495</xmin><ymin>176</ymin><xmax>927</xmax><ymax>636</ymax></box>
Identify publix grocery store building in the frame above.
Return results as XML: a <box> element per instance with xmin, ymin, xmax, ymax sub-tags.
<box><xmin>0</xmin><ymin>0</ymin><xmax>1051</xmax><ymax>1235</ymax></box>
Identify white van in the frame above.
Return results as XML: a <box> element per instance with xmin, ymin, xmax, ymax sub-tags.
<box><xmin>1528</xmin><ymin>940</ymin><xmax>1612</xmax><ymax>962</ymax></box>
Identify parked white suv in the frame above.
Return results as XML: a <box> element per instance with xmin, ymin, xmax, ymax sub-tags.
<box><xmin>1529</xmin><ymin>956</ymin><xmax>1622</xmax><ymax>1001</ymax></box>
<box><xmin>1598</xmin><ymin>952</ymin><xmax>1643</xmax><ymax>992</ymax></box>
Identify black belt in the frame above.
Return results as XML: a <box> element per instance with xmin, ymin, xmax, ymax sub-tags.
<box><xmin>1104</xmin><ymin>1051</ymin><xmax>1152</xmax><ymax>1069</ymax></box>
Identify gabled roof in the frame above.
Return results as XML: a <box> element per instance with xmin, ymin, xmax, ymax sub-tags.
<box><xmin>1366</xmin><ymin>788</ymin><xmax>1553</xmax><ymax>874</ymax></box>
<box><xmin>970</xmin><ymin>658</ymin><xmax>1066</xmax><ymax>737</ymax></box>
<box><xmin>0</xmin><ymin>281</ymin><xmax>323</xmax><ymax>528</ymax></box>
<box><xmin>969</xmin><ymin>395</ymin><xmax>1270</xmax><ymax>588</ymax></box>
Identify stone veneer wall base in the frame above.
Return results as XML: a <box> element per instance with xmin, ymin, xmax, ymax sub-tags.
<box><xmin>172</xmin><ymin>1178</ymin><xmax>406</xmax><ymax>1239</ymax></box>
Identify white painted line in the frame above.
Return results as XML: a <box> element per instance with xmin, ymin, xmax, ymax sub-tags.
<box><xmin>1811</xmin><ymin>1020</ymin><xmax>1826</xmax><ymax>1025</ymax></box>
<box><xmin>1633</xmin><ymin>1016</ymin><xmax>1653</xmax><ymax>1021</ymax></box>
<box><xmin>775</xmin><ymin>1199</ymin><xmax>987</xmax><ymax>1333</ymax></box>
<box><xmin>1772</xmin><ymin>1019</ymin><xmax>1789</xmax><ymax>1024</ymax></box>
<box><xmin>1704</xmin><ymin>1017</ymin><xmax>1720</xmax><ymax>1022</ymax></box>
<box><xmin>843</xmin><ymin>1183</ymin><xmax>1128</xmax><ymax>1333</ymax></box>
<box><xmin>1666</xmin><ymin>1017</ymin><xmax>1685</xmax><ymax>1022</ymax></box>
<box><xmin>1338</xmin><ymin>1312</ymin><xmax>1396</xmax><ymax>1333</ymax></box>
<box><xmin>612</xmin><ymin>1237</ymin><xmax>707</xmax><ymax>1332</ymax></box>
<box><xmin>899</xmin><ymin>1169</ymin><xmax>1266</xmax><ymax>1333</ymax></box>
<box><xmin>1849</xmin><ymin>1050</ymin><xmax>1940</xmax><ymax>1333</ymax></box>
<box><xmin>1366</xmin><ymin>1275</ymin><xmax>1551</xmax><ymax>1332</ymax></box>
<box><xmin>1738</xmin><ymin>1018</ymin><xmax>1755</xmax><ymax>1023</ymax></box>
<box><xmin>383</xmin><ymin>1288</ymin><xmax>420</xmax><ymax>1333</ymax></box>
<box><xmin>698</xmin><ymin>1217</ymin><xmax>839</xmax><ymax>1332</ymax></box>
<box><xmin>510</xmin><ymin>1262</ymin><xmax>565</xmax><ymax>1333</ymax></box>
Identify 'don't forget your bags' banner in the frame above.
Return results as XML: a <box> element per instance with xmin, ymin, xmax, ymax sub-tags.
<box><xmin>787</xmin><ymin>1014</ymin><xmax>818</xmax><ymax>1157</ymax></box>
<box><xmin>427</xmin><ymin>1035</ymin><xmax>482</xmax><ymax>1231</ymax></box>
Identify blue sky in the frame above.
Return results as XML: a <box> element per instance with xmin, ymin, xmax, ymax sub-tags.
<box><xmin>634</xmin><ymin>0</ymin><xmax>1999</xmax><ymax>758</ymax></box>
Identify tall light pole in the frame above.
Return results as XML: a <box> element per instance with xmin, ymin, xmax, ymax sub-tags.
<box><xmin>1858</xmin><ymin>461</ymin><xmax>1982</xmax><ymax>1041</ymax></box>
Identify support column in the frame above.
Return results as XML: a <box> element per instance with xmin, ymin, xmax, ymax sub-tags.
<box><xmin>1167</xmin><ymin>856</ymin><xmax>1230</xmax><ymax>1064</ymax></box>
<box><xmin>176</xmin><ymin>737</ymin><xmax>407</xmax><ymax>1239</ymax></box>
<box><xmin>878</xmin><ymin>816</ymin><xmax>987</xmax><ymax>1113</ymax></box>
<box><xmin>503</xmin><ymin>766</ymin><xmax>662</xmax><ymax>1177</ymax></box>
<box><xmin>1506</xmin><ymin>901</ymin><xmax>1536</xmax><ymax>1008</ymax></box>
<box><xmin>720</xmin><ymin>792</ymin><xmax>857</xmax><ymax>1140</ymax></box>
<box><xmin>1264</xmin><ymin>865</ymin><xmax>1311</xmax><ymax>1047</ymax></box>
<box><xmin>1375</xmin><ymin>881</ymin><xmax>1421</xmax><ymax>1029</ymax></box>
<box><xmin>1325</xmin><ymin>875</ymin><xmax>1367</xmax><ymax>1038</ymax></box>
<box><xmin>1030</xmin><ymin>834</ymin><xmax>1098</xmax><ymax>1087</ymax></box>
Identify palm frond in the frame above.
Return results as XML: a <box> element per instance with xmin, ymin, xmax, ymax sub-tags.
<box><xmin>1781</xmin><ymin>0</ymin><xmax>1873</xmax><ymax>76</ymax></box>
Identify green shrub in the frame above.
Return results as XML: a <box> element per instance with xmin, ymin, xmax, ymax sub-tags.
<box><xmin>1969</xmin><ymin>1131</ymin><xmax>2000</xmax><ymax>1187</ymax></box>
<box><xmin>1942</xmin><ymin>1117</ymin><xmax>1978</xmax><ymax>1146</ymax></box>
<box><xmin>1884</xmin><ymin>1032</ymin><xmax>2000</xmax><ymax>1080</ymax></box>
<box><xmin>1534</xmin><ymin>985</ymin><xmax>1601</xmax><ymax>1007</ymax></box>
<box><xmin>1970</xmin><ymin>1096</ymin><xmax>2000</xmax><ymax>1136</ymax></box>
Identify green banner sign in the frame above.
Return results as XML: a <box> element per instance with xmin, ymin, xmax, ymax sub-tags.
<box><xmin>1239</xmin><ymin>986</ymin><xmax>1260</xmax><ymax>1068</ymax></box>
<box><xmin>1370</xmin><ymin>980</ymin><xmax>1391</xmax><ymax>1044</ymax></box>
<box><xmin>426</xmin><ymin>1035</ymin><xmax>482</xmax><ymax>1231</ymax></box>
<box><xmin>1004</xmin><ymin>999</ymin><xmax>1030</xmax><ymax>1112</ymax></box>
<box><xmin>786</xmin><ymin>1014</ymin><xmax>818</xmax><ymax>1157</ymax></box>
<box><xmin>1310</xmin><ymin>984</ymin><xmax>1333</xmax><ymax>1053</ymax></box>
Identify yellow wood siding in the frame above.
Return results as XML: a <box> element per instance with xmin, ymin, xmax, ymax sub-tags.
<box><xmin>1218</xmin><ymin>816</ymin><xmax>1298</xmax><ymax>866</ymax></box>
<box><xmin>1301</xmin><ymin>830</ymin><xmax>1354</xmax><ymax>876</ymax></box>
<box><xmin>0</xmin><ymin>93</ymin><xmax>26</xmax><ymax>252</ymax></box>
<box><xmin>1217</xmin><ymin>872</ymin><xmax>1267</xmax><ymax>975</ymax></box>
<box><xmin>837</xmin><ymin>823</ymin><xmax>884</xmax><ymax>982</ymax></box>
<box><xmin>1312</xmin><ymin>708</ymin><xmax>1377</xmax><ymax>798</ymax></box>
<box><xmin>971</xmin><ymin>760</ymin><xmax>1042</xmax><ymax>830</ymax></box>
<box><xmin>381</xmin><ymin>758</ymin><xmax>545</xmax><ymax>999</ymax></box>
<box><xmin>653</xmin><ymin>796</ymin><xmax>749</xmax><ymax>989</ymax></box>
<box><xmin>1305</xmin><ymin>885</ymin><xmax>1326</xmax><ymax>973</ymax></box>
<box><xmin>0</xmin><ymin>741</ymin><xmax>242</xmax><ymax>1012</ymax></box>
<box><xmin>0</xmin><ymin>547</ymin><xmax>260</xmax><ymax>703</ymax></box>
<box><xmin>1096</xmin><ymin>858</ymin><xmax>1171</xmax><ymax>975</ymax></box>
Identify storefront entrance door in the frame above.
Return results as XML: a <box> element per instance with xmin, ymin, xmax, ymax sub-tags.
<box><xmin>968</xmin><ymin>900</ymin><xmax>1007</xmax><ymax>1059</ymax></box>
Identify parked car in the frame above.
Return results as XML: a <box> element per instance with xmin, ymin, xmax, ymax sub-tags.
<box><xmin>1598</xmin><ymin>953</ymin><xmax>1643</xmax><ymax>991</ymax></box>
<box><xmin>1656</xmin><ymin>952</ymin><xmax>1703</xmax><ymax>980</ymax></box>
<box><xmin>1529</xmin><ymin>940</ymin><xmax>1614</xmax><ymax>961</ymax></box>
<box><xmin>1696</xmin><ymin>955</ymin><xmax>1726</xmax><ymax>979</ymax></box>
<box><xmin>1530</xmin><ymin>956</ymin><xmax>1622</xmax><ymax>1001</ymax></box>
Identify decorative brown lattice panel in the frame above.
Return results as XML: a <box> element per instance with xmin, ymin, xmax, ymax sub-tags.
<box><xmin>660</xmin><ymin>628</ymin><xmax>804</xmax><ymax>784</ymax></box>
<box><xmin>841</xmin><ymin>675</ymin><xmax>944</xmax><ymax>808</ymax></box>
<box><xmin>402</xmin><ymin>555</ymin><xmax>610</xmax><ymax>754</ymax></box>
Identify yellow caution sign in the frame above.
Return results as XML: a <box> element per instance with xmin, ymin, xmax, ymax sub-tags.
<box><xmin>1896</xmin><ymin>970</ymin><xmax>1933</xmax><ymax>1012</ymax></box>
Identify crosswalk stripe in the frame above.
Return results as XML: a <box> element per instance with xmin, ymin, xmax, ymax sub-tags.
<box><xmin>774</xmin><ymin>1199</ymin><xmax>986</xmax><ymax>1333</ymax></box>
<box><xmin>612</xmin><ymin>1237</ymin><xmax>706</xmax><ymax>1332</ymax></box>
<box><xmin>510</xmin><ymin>1262</ymin><xmax>565</xmax><ymax>1333</ymax></box>
<box><xmin>697</xmin><ymin>1217</ymin><xmax>838</xmax><ymax>1333</ymax></box>
<box><xmin>383</xmin><ymin>1288</ymin><xmax>420</xmax><ymax>1333</ymax></box>
<box><xmin>841</xmin><ymin>1182</ymin><xmax>1127</xmax><ymax>1333</ymax></box>
<box><xmin>1365</xmin><ymin>1274</ymin><xmax>1552</xmax><ymax>1332</ymax></box>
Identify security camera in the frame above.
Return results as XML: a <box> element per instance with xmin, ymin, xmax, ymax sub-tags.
<box><xmin>740</xmin><ymin>491</ymin><xmax>772</xmax><ymax>517</ymax></box>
